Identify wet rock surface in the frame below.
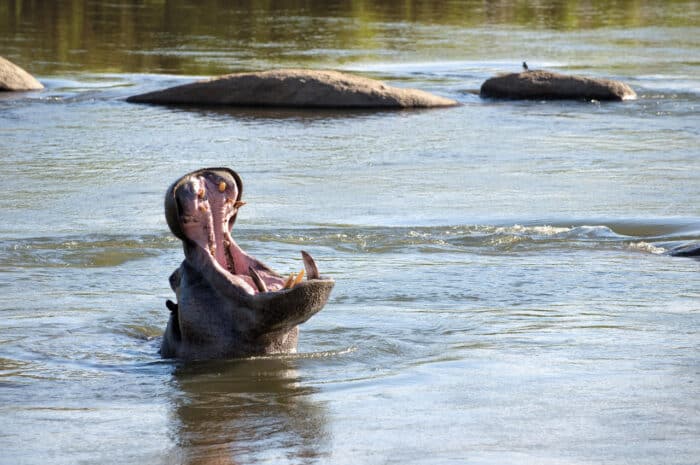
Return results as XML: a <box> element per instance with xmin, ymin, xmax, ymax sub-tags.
<box><xmin>0</xmin><ymin>56</ymin><xmax>43</xmax><ymax>91</ymax></box>
<box><xmin>127</xmin><ymin>68</ymin><xmax>458</xmax><ymax>108</ymax></box>
<box><xmin>668</xmin><ymin>242</ymin><xmax>700</xmax><ymax>258</ymax></box>
<box><xmin>480</xmin><ymin>70</ymin><xmax>636</xmax><ymax>101</ymax></box>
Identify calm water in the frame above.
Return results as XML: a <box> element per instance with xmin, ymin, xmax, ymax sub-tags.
<box><xmin>1</xmin><ymin>1</ymin><xmax>699</xmax><ymax>464</ymax></box>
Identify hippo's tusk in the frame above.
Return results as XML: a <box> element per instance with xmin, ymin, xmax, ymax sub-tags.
<box><xmin>283</xmin><ymin>273</ymin><xmax>296</xmax><ymax>289</ymax></box>
<box><xmin>293</xmin><ymin>268</ymin><xmax>305</xmax><ymax>286</ymax></box>
<box><xmin>248</xmin><ymin>267</ymin><xmax>268</xmax><ymax>293</ymax></box>
<box><xmin>301</xmin><ymin>251</ymin><xmax>320</xmax><ymax>280</ymax></box>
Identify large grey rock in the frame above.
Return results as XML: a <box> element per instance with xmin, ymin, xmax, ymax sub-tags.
<box><xmin>480</xmin><ymin>70</ymin><xmax>636</xmax><ymax>101</ymax></box>
<box><xmin>0</xmin><ymin>56</ymin><xmax>43</xmax><ymax>91</ymax></box>
<box><xmin>127</xmin><ymin>69</ymin><xmax>458</xmax><ymax>108</ymax></box>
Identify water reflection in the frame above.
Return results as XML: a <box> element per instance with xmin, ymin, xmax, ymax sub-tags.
<box><xmin>162</xmin><ymin>103</ymin><xmax>410</xmax><ymax>122</ymax></box>
<box><xmin>1</xmin><ymin>0</ymin><xmax>695</xmax><ymax>75</ymax></box>
<box><xmin>168</xmin><ymin>357</ymin><xmax>328</xmax><ymax>465</ymax></box>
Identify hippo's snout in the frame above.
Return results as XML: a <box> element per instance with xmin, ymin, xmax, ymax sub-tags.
<box><xmin>161</xmin><ymin>167</ymin><xmax>334</xmax><ymax>360</ymax></box>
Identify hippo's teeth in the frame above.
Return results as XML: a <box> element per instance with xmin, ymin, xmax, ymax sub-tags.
<box><xmin>301</xmin><ymin>251</ymin><xmax>320</xmax><ymax>280</ymax></box>
<box><xmin>283</xmin><ymin>273</ymin><xmax>295</xmax><ymax>289</ymax></box>
<box><xmin>218</xmin><ymin>181</ymin><xmax>227</xmax><ymax>192</ymax></box>
<box><xmin>293</xmin><ymin>268</ymin><xmax>305</xmax><ymax>286</ymax></box>
<box><xmin>234</xmin><ymin>200</ymin><xmax>246</xmax><ymax>209</ymax></box>
<box><xmin>208</xmin><ymin>244</ymin><xmax>216</xmax><ymax>256</ymax></box>
<box><xmin>197</xmin><ymin>188</ymin><xmax>205</xmax><ymax>199</ymax></box>
<box><xmin>248</xmin><ymin>267</ymin><xmax>268</xmax><ymax>293</ymax></box>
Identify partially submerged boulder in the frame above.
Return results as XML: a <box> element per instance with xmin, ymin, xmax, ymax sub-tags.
<box><xmin>0</xmin><ymin>56</ymin><xmax>43</xmax><ymax>91</ymax></box>
<box><xmin>668</xmin><ymin>243</ymin><xmax>700</xmax><ymax>258</ymax></box>
<box><xmin>127</xmin><ymin>69</ymin><xmax>458</xmax><ymax>108</ymax></box>
<box><xmin>480</xmin><ymin>70</ymin><xmax>636</xmax><ymax>101</ymax></box>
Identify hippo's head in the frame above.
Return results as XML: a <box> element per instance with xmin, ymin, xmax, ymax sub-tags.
<box><xmin>161</xmin><ymin>167</ymin><xmax>334</xmax><ymax>360</ymax></box>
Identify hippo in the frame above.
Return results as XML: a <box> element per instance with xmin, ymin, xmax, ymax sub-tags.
<box><xmin>0</xmin><ymin>56</ymin><xmax>43</xmax><ymax>91</ymax></box>
<box><xmin>127</xmin><ymin>68</ymin><xmax>458</xmax><ymax>108</ymax></box>
<box><xmin>480</xmin><ymin>69</ymin><xmax>636</xmax><ymax>101</ymax></box>
<box><xmin>161</xmin><ymin>167</ymin><xmax>334</xmax><ymax>360</ymax></box>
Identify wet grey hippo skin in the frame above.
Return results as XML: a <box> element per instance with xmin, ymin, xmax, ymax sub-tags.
<box><xmin>161</xmin><ymin>168</ymin><xmax>334</xmax><ymax>360</ymax></box>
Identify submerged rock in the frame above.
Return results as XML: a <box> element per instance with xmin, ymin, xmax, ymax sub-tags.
<box><xmin>127</xmin><ymin>69</ymin><xmax>458</xmax><ymax>108</ymax></box>
<box><xmin>668</xmin><ymin>243</ymin><xmax>700</xmax><ymax>258</ymax></box>
<box><xmin>480</xmin><ymin>70</ymin><xmax>636</xmax><ymax>101</ymax></box>
<box><xmin>0</xmin><ymin>56</ymin><xmax>44</xmax><ymax>91</ymax></box>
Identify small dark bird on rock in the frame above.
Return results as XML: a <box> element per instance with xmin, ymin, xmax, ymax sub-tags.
<box><xmin>522</xmin><ymin>61</ymin><xmax>529</xmax><ymax>71</ymax></box>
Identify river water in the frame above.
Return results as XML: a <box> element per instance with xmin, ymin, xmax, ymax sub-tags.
<box><xmin>1</xmin><ymin>1</ymin><xmax>699</xmax><ymax>464</ymax></box>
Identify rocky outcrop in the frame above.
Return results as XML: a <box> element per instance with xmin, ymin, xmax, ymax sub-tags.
<box><xmin>127</xmin><ymin>69</ymin><xmax>458</xmax><ymax>108</ymax></box>
<box><xmin>480</xmin><ymin>70</ymin><xmax>636</xmax><ymax>101</ymax></box>
<box><xmin>0</xmin><ymin>56</ymin><xmax>43</xmax><ymax>91</ymax></box>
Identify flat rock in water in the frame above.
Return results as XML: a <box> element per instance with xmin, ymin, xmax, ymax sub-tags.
<box><xmin>480</xmin><ymin>70</ymin><xmax>636</xmax><ymax>101</ymax></box>
<box><xmin>127</xmin><ymin>69</ymin><xmax>458</xmax><ymax>108</ymax></box>
<box><xmin>0</xmin><ymin>56</ymin><xmax>44</xmax><ymax>91</ymax></box>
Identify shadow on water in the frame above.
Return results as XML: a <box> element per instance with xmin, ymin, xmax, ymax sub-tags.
<box><xmin>166</xmin><ymin>357</ymin><xmax>328</xmax><ymax>465</ymax></box>
<box><xmin>160</xmin><ymin>103</ymin><xmax>412</xmax><ymax>122</ymax></box>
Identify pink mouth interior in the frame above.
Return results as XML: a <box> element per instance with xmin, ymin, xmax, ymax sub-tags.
<box><xmin>178</xmin><ymin>174</ymin><xmax>286</xmax><ymax>294</ymax></box>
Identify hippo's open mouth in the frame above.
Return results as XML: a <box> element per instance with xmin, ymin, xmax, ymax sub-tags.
<box><xmin>165</xmin><ymin>167</ymin><xmax>325</xmax><ymax>296</ymax></box>
<box><xmin>161</xmin><ymin>167</ymin><xmax>333</xmax><ymax>359</ymax></box>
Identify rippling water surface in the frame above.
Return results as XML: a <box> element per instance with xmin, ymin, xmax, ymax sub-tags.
<box><xmin>1</xmin><ymin>1</ymin><xmax>699</xmax><ymax>464</ymax></box>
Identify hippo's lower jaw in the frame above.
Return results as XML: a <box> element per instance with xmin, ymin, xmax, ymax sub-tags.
<box><xmin>161</xmin><ymin>168</ymin><xmax>334</xmax><ymax>360</ymax></box>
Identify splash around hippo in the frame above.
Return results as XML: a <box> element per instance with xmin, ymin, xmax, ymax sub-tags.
<box><xmin>161</xmin><ymin>167</ymin><xmax>334</xmax><ymax>360</ymax></box>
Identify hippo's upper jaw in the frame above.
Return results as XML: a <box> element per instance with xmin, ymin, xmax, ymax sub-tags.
<box><xmin>161</xmin><ymin>167</ymin><xmax>334</xmax><ymax>360</ymax></box>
